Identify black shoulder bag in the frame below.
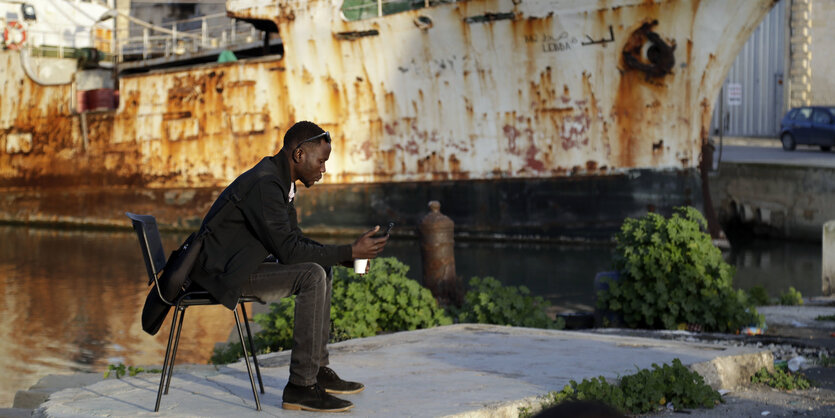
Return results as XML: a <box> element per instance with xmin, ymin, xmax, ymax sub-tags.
<box><xmin>141</xmin><ymin>195</ymin><xmax>239</xmax><ymax>335</ymax></box>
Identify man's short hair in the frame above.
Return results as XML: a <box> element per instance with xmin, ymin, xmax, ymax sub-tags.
<box><xmin>283</xmin><ymin>121</ymin><xmax>326</xmax><ymax>151</ymax></box>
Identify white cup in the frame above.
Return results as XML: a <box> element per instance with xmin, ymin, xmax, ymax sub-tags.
<box><xmin>353</xmin><ymin>258</ymin><xmax>368</xmax><ymax>274</ymax></box>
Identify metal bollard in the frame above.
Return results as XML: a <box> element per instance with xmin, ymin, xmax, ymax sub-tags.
<box><xmin>823</xmin><ymin>221</ymin><xmax>835</xmax><ymax>296</ymax></box>
<box><xmin>418</xmin><ymin>201</ymin><xmax>461</xmax><ymax>306</ymax></box>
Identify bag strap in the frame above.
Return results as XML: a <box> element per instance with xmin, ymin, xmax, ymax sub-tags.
<box><xmin>202</xmin><ymin>192</ymin><xmax>241</xmax><ymax>234</ymax></box>
<box><xmin>202</xmin><ymin>166</ymin><xmax>278</xmax><ymax>234</ymax></box>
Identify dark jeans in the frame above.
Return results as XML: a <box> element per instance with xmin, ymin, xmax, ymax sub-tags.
<box><xmin>241</xmin><ymin>262</ymin><xmax>332</xmax><ymax>386</ymax></box>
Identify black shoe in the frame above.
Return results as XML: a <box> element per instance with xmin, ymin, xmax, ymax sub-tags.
<box><xmin>317</xmin><ymin>366</ymin><xmax>365</xmax><ymax>395</ymax></box>
<box><xmin>282</xmin><ymin>382</ymin><xmax>354</xmax><ymax>412</ymax></box>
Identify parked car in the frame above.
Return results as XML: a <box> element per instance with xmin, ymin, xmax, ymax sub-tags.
<box><xmin>779</xmin><ymin>106</ymin><xmax>835</xmax><ymax>151</ymax></box>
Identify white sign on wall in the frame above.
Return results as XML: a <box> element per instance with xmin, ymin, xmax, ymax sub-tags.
<box><xmin>727</xmin><ymin>83</ymin><xmax>742</xmax><ymax>106</ymax></box>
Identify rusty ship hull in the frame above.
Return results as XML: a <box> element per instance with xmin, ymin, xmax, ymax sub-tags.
<box><xmin>0</xmin><ymin>0</ymin><xmax>775</xmax><ymax>239</ymax></box>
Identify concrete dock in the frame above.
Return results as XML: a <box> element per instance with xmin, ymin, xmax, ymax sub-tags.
<box><xmin>32</xmin><ymin>324</ymin><xmax>772</xmax><ymax>418</ymax></box>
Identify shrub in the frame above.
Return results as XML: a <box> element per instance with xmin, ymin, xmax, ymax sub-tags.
<box><xmin>330</xmin><ymin>257</ymin><xmax>453</xmax><ymax>338</ymax></box>
<box><xmin>251</xmin><ymin>297</ymin><xmax>297</xmax><ymax>354</ymax></box>
<box><xmin>746</xmin><ymin>285</ymin><xmax>771</xmax><ymax>306</ymax></box>
<box><xmin>747</xmin><ymin>286</ymin><xmax>804</xmax><ymax>307</ymax></box>
<box><xmin>246</xmin><ymin>257</ymin><xmax>452</xmax><ymax>356</ymax></box>
<box><xmin>779</xmin><ymin>286</ymin><xmax>804</xmax><ymax>306</ymax></box>
<box><xmin>518</xmin><ymin>358</ymin><xmax>721</xmax><ymax>416</ymax></box>
<box><xmin>211</xmin><ymin>341</ymin><xmax>249</xmax><ymax>365</ymax></box>
<box><xmin>212</xmin><ymin>258</ymin><xmax>563</xmax><ymax>364</ymax></box>
<box><xmin>751</xmin><ymin>366</ymin><xmax>811</xmax><ymax>390</ymax></box>
<box><xmin>597</xmin><ymin>207</ymin><xmax>762</xmax><ymax>332</ymax></box>
<box><xmin>452</xmin><ymin>276</ymin><xmax>563</xmax><ymax>329</ymax></box>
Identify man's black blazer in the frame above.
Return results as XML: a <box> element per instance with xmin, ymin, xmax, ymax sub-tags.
<box><xmin>189</xmin><ymin>149</ymin><xmax>352</xmax><ymax>309</ymax></box>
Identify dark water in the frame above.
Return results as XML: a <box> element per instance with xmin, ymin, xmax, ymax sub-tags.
<box><xmin>0</xmin><ymin>225</ymin><xmax>823</xmax><ymax>407</ymax></box>
<box><xmin>724</xmin><ymin>239</ymin><xmax>823</xmax><ymax>298</ymax></box>
<box><xmin>377</xmin><ymin>239</ymin><xmax>614</xmax><ymax>312</ymax></box>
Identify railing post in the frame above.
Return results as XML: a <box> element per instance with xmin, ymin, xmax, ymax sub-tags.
<box><xmin>143</xmin><ymin>27</ymin><xmax>149</xmax><ymax>59</ymax></box>
<box><xmin>201</xmin><ymin>17</ymin><xmax>207</xmax><ymax>48</ymax></box>
<box><xmin>378</xmin><ymin>0</ymin><xmax>382</xmax><ymax>17</ymax></box>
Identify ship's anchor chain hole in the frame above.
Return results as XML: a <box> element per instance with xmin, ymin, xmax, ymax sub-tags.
<box><xmin>414</xmin><ymin>15</ymin><xmax>433</xmax><ymax>30</ymax></box>
<box><xmin>622</xmin><ymin>20</ymin><xmax>676</xmax><ymax>78</ymax></box>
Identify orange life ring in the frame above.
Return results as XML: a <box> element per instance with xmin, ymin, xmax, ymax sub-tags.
<box><xmin>3</xmin><ymin>21</ymin><xmax>26</xmax><ymax>50</ymax></box>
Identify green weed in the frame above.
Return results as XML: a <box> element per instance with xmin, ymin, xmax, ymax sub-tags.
<box><xmin>778</xmin><ymin>287</ymin><xmax>804</xmax><ymax>306</ymax></box>
<box><xmin>518</xmin><ymin>358</ymin><xmax>720</xmax><ymax>417</ymax></box>
<box><xmin>751</xmin><ymin>366</ymin><xmax>811</xmax><ymax>390</ymax></box>
<box><xmin>450</xmin><ymin>276</ymin><xmax>564</xmax><ymax>329</ymax></box>
<box><xmin>103</xmin><ymin>363</ymin><xmax>161</xmax><ymax>379</ymax></box>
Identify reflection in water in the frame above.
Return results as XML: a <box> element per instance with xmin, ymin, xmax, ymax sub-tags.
<box><xmin>0</xmin><ymin>226</ymin><xmax>824</xmax><ymax>407</ymax></box>
<box><xmin>0</xmin><ymin>226</ymin><xmax>241</xmax><ymax>407</ymax></box>
<box><xmin>726</xmin><ymin>239</ymin><xmax>822</xmax><ymax>299</ymax></box>
<box><xmin>376</xmin><ymin>238</ymin><xmax>824</xmax><ymax>312</ymax></box>
<box><xmin>377</xmin><ymin>240</ymin><xmax>614</xmax><ymax>312</ymax></box>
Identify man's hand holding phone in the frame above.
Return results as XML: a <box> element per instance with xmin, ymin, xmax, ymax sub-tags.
<box><xmin>350</xmin><ymin>222</ymin><xmax>394</xmax><ymax>275</ymax></box>
<box><xmin>373</xmin><ymin>222</ymin><xmax>395</xmax><ymax>238</ymax></box>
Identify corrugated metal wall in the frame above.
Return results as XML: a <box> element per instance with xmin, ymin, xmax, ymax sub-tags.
<box><xmin>711</xmin><ymin>0</ymin><xmax>786</xmax><ymax>138</ymax></box>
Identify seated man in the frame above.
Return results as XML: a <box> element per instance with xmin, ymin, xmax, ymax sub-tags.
<box><xmin>189</xmin><ymin>121</ymin><xmax>389</xmax><ymax>412</ymax></box>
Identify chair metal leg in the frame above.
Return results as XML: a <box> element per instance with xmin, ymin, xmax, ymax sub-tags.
<box><xmin>164</xmin><ymin>306</ymin><xmax>187</xmax><ymax>395</ymax></box>
<box><xmin>234</xmin><ymin>307</ymin><xmax>261</xmax><ymax>411</ymax></box>
<box><xmin>240</xmin><ymin>302</ymin><xmax>264</xmax><ymax>394</ymax></box>
<box><xmin>155</xmin><ymin>306</ymin><xmax>181</xmax><ymax>412</ymax></box>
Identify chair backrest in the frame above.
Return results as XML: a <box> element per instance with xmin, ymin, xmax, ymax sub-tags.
<box><xmin>126</xmin><ymin>212</ymin><xmax>167</xmax><ymax>286</ymax></box>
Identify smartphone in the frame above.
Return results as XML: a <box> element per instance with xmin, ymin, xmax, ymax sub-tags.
<box><xmin>373</xmin><ymin>222</ymin><xmax>395</xmax><ymax>238</ymax></box>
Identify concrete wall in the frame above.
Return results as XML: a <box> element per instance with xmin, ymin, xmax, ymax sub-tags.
<box><xmin>823</xmin><ymin>221</ymin><xmax>835</xmax><ymax>295</ymax></box>
<box><xmin>788</xmin><ymin>0</ymin><xmax>835</xmax><ymax>107</ymax></box>
<box><xmin>788</xmin><ymin>0</ymin><xmax>812</xmax><ymax>108</ymax></box>
<box><xmin>712</xmin><ymin>162</ymin><xmax>835</xmax><ymax>242</ymax></box>
<box><xmin>810</xmin><ymin>0</ymin><xmax>835</xmax><ymax>105</ymax></box>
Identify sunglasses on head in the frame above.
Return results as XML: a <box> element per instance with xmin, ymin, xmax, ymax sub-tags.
<box><xmin>294</xmin><ymin>131</ymin><xmax>331</xmax><ymax>151</ymax></box>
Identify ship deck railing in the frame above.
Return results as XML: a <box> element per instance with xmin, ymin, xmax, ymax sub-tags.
<box><xmin>22</xmin><ymin>27</ymin><xmax>112</xmax><ymax>59</ymax></box>
<box><xmin>342</xmin><ymin>0</ymin><xmax>459</xmax><ymax>21</ymax></box>
<box><xmin>114</xmin><ymin>12</ymin><xmax>271</xmax><ymax>71</ymax></box>
<box><xmin>19</xmin><ymin>2</ymin><xmax>469</xmax><ymax>71</ymax></box>
<box><xmin>14</xmin><ymin>11</ymin><xmax>271</xmax><ymax>72</ymax></box>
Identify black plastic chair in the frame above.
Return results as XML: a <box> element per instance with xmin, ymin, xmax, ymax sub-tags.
<box><xmin>126</xmin><ymin>212</ymin><xmax>264</xmax><ymax>412</ymax></box>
